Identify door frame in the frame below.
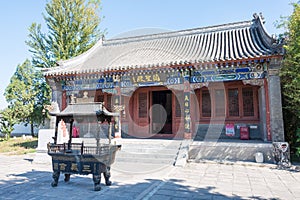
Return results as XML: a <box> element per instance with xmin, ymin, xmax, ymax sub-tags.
<box><xmin>130</xmin><ymin>86</ymin><xmax>184</xmax><ymax>138</ymax></box>
<box><xmin>151</xmin><ymin>90</ymin><xmax>173</xmax><ymax>134</ymax></box>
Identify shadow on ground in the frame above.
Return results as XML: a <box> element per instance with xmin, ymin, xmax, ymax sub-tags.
<box><xmin>0</xmin><ymin>168</ymin><xmax>276</xmax><ymax>200</ymax></box>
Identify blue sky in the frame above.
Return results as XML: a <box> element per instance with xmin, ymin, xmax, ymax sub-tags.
<box><xmin>0</xmin><ymin>0</ymin><xmax>294</xmax><ymax>109</ymax></box>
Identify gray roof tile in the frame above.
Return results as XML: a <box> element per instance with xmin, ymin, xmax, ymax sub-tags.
<box><xmin>44</xmin><ymin>14</ymin><xmax>283</xmax><ymax>76</ymax></box>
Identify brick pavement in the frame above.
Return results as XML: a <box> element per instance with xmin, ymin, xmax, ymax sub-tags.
<box><xmin>0</xmin><ymin>154</ymin><xmax>299</xmax><ymax>200</ymax></box>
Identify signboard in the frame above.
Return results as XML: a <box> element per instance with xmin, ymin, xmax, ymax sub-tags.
<box><xmin>190</xmin><ymin>66</ymin><xmax>266</xmax><ymax>83</ymax></box>
<box><xmin>61</xmin><ymin>71</ymin><xmax>183</xmax><ymax>91</ymax></box>
<box><xmin>62</xmin><ymin>77</ymin><xmax>114</xmax><ymax>91</ymax></box>
<box><xmin>121</xmin><ymin>72</ymin><xmax>183</xmax><ymax>88</ymax></box>
<box><xmin>225</xmin><ymin>123</ymin><xmax>235</xmax><ymax>136</ymax></box>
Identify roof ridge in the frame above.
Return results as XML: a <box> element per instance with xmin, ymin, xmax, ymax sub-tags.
<box><xmin>103</xmin><ymin>20</ymin><xmax>253</xmax><ymax>46</ymax></box>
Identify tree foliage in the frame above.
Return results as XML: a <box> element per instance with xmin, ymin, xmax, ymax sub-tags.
<box><xmin>2</xmin><ymin>0</ymin><xmax>103</xmax><ymax>138</ymax></box>
<box><xmin>0</xmin><ymin>107</ymin><xmax>19</xmax><ymax>140</ymax></box>
<box><xmin>280</xmin><ymin>2</ymin><xmax>300</xmax><ymax>155</ymax></box>
<box><xmin>3</xmin><ymin>60</ymin><xmax>50</xmax><ymax>137</ymax></box>
<box><xmin>26</xmin><ymin>0</ymin><xmax>103</xmax><ymax>68</ymax></box>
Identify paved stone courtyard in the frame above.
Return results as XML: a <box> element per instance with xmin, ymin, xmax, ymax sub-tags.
<box><xmin>0</xmin><ymin>153</ymin><xmax>299</xmax><ymax>199</ymax></box>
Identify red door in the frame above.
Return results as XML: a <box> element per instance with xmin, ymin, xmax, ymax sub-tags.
<box><xmin>131</xmin><ymin>90</ymin><xmax>150</xmax><ymax>137</ymax></box>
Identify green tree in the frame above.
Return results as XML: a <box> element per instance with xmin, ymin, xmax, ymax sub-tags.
<box><xmin>4</xmin><ymin>60</ymin><xmax>50</xmax><ymax>137</ymax></box>
<box><xmin>0</xmin><ymin>107</ymin><xmax>19</xmax><ymax>140</ymax></box>
<box><xmin>30</xmin><ymin>70</ymin><xmax>51</xmax><ymax>133</ymax></box>
<box><xmin>279</xmin><ymin>2</ymin><xmax>300</xmax><ymax>156</ymax></box>
<box><xmin>26</xmin><ymin>0</ymin><xmax>103</xmax><ymax>68</ymax></box>
<box><xmin>2</xmin><ymin>0</ymin><xmax>103</xmax><ymax>138</ymax></box>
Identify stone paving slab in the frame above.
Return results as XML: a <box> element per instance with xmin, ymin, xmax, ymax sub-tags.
<box><xmin>0</xmin><ymin>153</ymin><xmax>299</xmax><ymax>200</ymax></box>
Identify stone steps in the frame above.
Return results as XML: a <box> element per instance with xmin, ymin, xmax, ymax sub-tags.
<box><xmin>114</xmin><ymin>139</ymin><xmax>182</xmax><ymax>165</ymax></box>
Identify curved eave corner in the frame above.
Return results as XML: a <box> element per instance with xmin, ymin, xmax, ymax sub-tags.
<box><xmin>58</xmin><ymin>37</ymin><xmax>104</xmax><ymax>67</ymax></box>
<box><xmin>252</xmin><ymin>13</ymin><xmax>284</xmax><ymax>55</ymax></box>
<box><xmin>44</xmin><ymin>37</ymin><xmax>105</xmax><ymax>77</ymax></box>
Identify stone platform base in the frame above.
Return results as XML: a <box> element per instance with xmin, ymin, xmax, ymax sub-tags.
<box><xmin>188</xmin><ymin>139</ymin><xmax>273</xmax><ymax>163</ymax></box>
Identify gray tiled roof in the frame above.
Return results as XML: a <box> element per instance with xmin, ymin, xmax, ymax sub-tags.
<box><xmin>44</xmin><ymin>14</ymin><xmax>283</xmax><ymax>76</ymax></box>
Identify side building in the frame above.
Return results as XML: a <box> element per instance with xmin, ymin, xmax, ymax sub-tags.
<box><xmin>44</xmin><ymin>14</ymin><xmax>284</xmax><ymax>144</ymax></box>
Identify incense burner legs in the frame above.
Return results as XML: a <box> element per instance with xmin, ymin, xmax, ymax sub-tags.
<box><xmin>51</xmin><ymin>171</ymin><xmax>60</xmax><ymax>187</ymax></box>
<box><xmin>92</xmin><ymin>167</ymin><xmax>111</xmax><ymax>191</ymax></box>
<box><xmin>93</xmin><ymin>174</ymin><xmax>101</xmax><ymax>191</ymax></box>
<box><xmin>104</xmin><ymin>167</ymin><xmax>112</xmax><ymax>186</ymax></box>
<box><xmin>64</xmin><ymin>174</ymin><xmax>71</xmax><ymax>182</ymax></box>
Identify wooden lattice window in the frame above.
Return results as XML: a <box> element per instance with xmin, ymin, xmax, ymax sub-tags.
<box><xmin>242</xmin><ymin>88</ymin><xmax>254</xmax><ymax>116</ymax></box>
<box><xmin>197</xmin><ymin>83</ymin><xmax>258</xmax><ymax>121</ymax></box>
<box><xmin>215</xmin><ymin>89</ymin><xmax>225</xmax><ymax>116</ymax></box>
<box><xmin>138</xmin><ymin>92</ymin><xmax>147</xmax><ymax>118</ymax></box>
<box><xmin>228</xmin><ymin>88</ymin><xmax>239</xmax><ymax>116</ymax></box>
<box><xmin>201</xmin><ymin>90</ymin><xmax>211</xmax><ymax>117</ymax></box>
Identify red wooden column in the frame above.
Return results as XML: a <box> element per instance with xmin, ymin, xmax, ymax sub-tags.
<box><xmin>264</xmin><ymin>78</ymin><xmax>271</xmax><ymax>141</ymax></box>
<box><xmin>183</xmin><ymin>69</ymin><xmax>192</xmax><ymax>139</ymax></box>
<box><xmin>62</xmin><ymin>91</ymin><xmax>67</xmax><ymax>110</ymax></box>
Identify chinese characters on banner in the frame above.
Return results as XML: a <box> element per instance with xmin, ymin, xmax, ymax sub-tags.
<box><xmin>114</xmin><ymin>96</ymin><xmax>120</xmax><ymax>133</ymax></box>
<box><xmin>184</xmin><ymin>92</ymin><xmax>190</xmax><ymax>133</ymax></box>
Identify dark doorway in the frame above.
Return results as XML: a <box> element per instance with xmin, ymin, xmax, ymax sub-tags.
<box><xmin>152</xmin><ymin>90</ymin><xmax>172</xmax><ymax>134</ymax></box>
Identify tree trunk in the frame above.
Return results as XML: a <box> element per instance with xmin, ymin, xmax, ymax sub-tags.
<box><xmin>31</xmin><ymin>123</ymin><xmax>34</xmax><ymax>137</ymax></box>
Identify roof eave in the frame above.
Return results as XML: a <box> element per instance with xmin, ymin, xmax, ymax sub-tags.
<box><xmin>252</xmin><ymin>13</ymin><xmax>284</xmax><ymax>51</ymax></box>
